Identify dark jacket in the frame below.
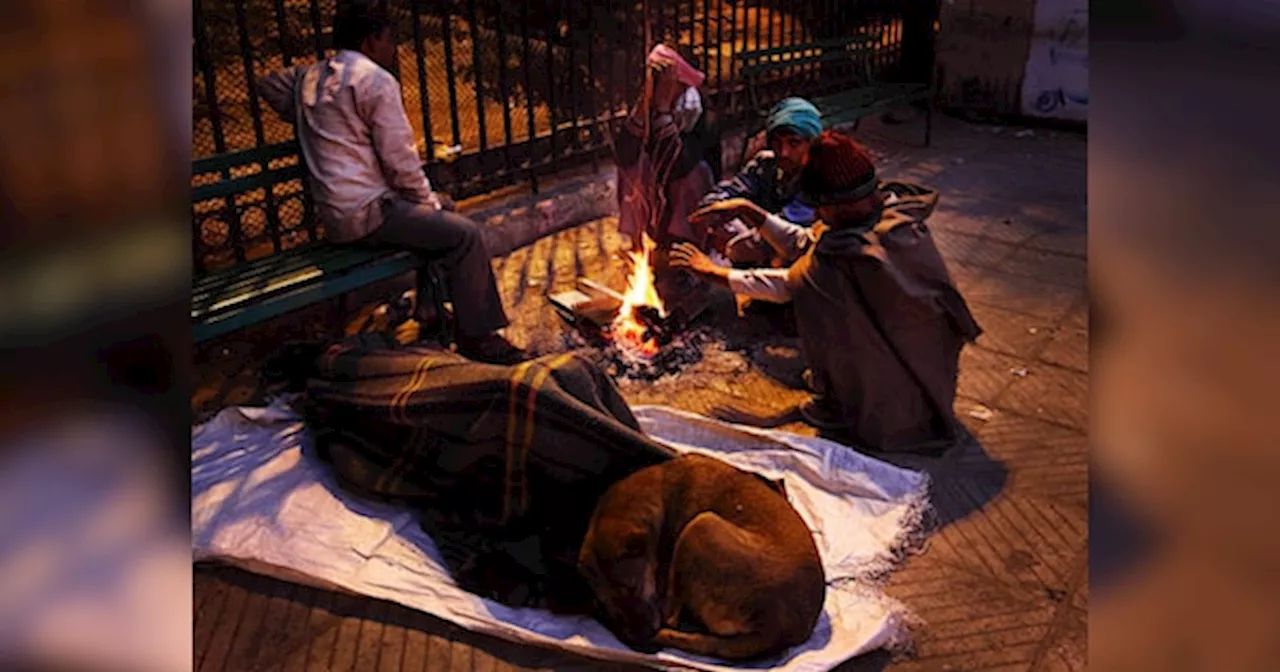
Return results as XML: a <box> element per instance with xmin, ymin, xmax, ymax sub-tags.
<box><xmin>786</xmin><ymin>182</ymin><xmax>983</xmax><ymax>452</ymax></box>
<box><xmin>699</xmin><ymin>149</ymin><xmax>816</xmax><ymax>225</ymax></box>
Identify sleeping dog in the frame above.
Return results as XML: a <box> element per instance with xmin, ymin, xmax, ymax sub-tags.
<box><xmin>578</xmin><ymin>454</ymin><xmax>825</xmax><ymax>660</ymax></box>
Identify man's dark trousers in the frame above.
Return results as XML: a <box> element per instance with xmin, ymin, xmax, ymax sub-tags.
<box><xmin>362</xmin><ymin>196</ymin><xmax>509</xmax><ymax>338</ymax></box>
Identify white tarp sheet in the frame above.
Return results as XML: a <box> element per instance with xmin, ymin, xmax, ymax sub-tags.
<box><xmin>193</xmin><ymin>400</ymin><xmax>931</xmax><ymax>671</ymax></box>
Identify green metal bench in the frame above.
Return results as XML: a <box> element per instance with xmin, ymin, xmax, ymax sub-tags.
<box><xmin>734</xmin><ymin>35</ymin><xmax>936</xmax><ymax>157</ymax></box>
<box><xmin>192</xmin><ymin>142</ymin><xmax>447</xmax><ymax>344</ymax></box>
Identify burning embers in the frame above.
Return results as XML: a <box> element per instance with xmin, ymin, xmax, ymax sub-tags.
<box><xmin>549</xmin><ymin>234</ymin><xmax>707</xmax><ymax>379</ymax></box>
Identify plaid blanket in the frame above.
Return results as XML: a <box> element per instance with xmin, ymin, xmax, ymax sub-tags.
<box><xmin>298</xmin><ymin>334</ymin><xmax>676</xmax><ymax>538</ymax></box>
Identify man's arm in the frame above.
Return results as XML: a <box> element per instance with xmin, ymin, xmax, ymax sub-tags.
<box><xmin>727</xmin><ymin>268</ymin><xmax>794</xmax><ymax>303</ymax></box>
<box><xmin>758</xmin><ymin>212</ymin><xmax>819</xmax><ymax>263</ymax></box>
<box><xmin>256</xmin><ymin>65</ymin><xmax>307</xmax><ymax>122</ymax></box>
<box><xmin>668</xmin><ymin>242</ymin><xmax>794</xmax><ymax>303</ymax></box>
<box><xmin>361</xmin><ymin>74</ymin><xmax>437</xmax><ymax>206</ymax></box>
<box><xmin>697</xmin><ymin>152</ymin><xmax>769</xmax><ymax>209</ymax></box>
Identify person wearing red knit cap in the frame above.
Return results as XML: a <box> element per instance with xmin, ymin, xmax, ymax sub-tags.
<box><xmin>672</xmin><ymin>131</ymin><xmax>983</xmax><ymax>453</ymax></box>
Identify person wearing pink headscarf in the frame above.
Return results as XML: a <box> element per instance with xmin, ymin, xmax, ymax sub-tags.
<box><xmin>613</xmin><ymin>44</ymin><xmax>720</xmax><ymax>312</ymax></box>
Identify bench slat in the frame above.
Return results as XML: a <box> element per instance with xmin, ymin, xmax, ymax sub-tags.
<box><xmin>192</xmin><ymin>245</ymin><xmax>376</xmax><ymax>309</ymax></box>
<box><xmin>192</xmin><ymin>245</ymin><xmax>358</xmax><ymax>303</ymax></box>
<box><xmin>192</xmin><ymin>248</ymin><xmax>417</xmax><ymax>320</ymax></box>
<box><xmin>734</xmin><ymin>36</ymin><xmax>876</xmax><ymax>64</ymax></box>
<box><xmin>193</xmin><ymin>252</ymin><xmax>422</xmax><ymax>343</ymax></box>
<box><xmin>737</xmin><ymin>37</ymin><xmax>876</xmax><ymax>76</ymax></box>
<box><xmin>192</xmin><ymin>164</ymin><xmax>307</xmax><ymax>203</ymax></box>
<box><xmin>192</xmin><ymin>142</ymin><xmax>302</xmax><ymax>177</ymax></box>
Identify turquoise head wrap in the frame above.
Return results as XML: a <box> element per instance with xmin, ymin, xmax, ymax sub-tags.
<box><xmin>766</xmin><ymin>97</ymin><xmax>822</xmax><ymax>139</ymax></box>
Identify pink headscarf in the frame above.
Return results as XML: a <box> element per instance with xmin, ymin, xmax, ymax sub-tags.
<box><xmin>647</xmin><ymin>44</ymin><xmax>705</xmax><ymax>89</ymax></box>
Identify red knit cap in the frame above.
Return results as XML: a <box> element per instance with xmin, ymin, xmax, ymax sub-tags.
<box><xmin>800</xmin><ymin>131</ymin><xmax>878</xmax><ymax>205</ymax></box>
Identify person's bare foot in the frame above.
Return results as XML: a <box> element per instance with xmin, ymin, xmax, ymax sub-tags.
<box><xmin>455</xmin><ymin>333</ymin><xmax>529</xmax><ymax>366</ymax></box>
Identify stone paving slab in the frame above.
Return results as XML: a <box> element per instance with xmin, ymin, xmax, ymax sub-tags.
<box><xmin>192</xmin><ymin>112</ymin><xmax>1087</xmax><ymax>671</ymax></box>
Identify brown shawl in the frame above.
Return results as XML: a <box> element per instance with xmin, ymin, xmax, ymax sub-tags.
<box><xmin>787</xmin><ymin>181</ymin><xmax>982</xmax><ymax>452</ymax></box>
<box><xmin>615</xmin><ymin>117</ymin><xmax>715</xmax><ymax>248</ymax></box>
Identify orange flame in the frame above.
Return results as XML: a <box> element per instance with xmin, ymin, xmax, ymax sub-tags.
<box><xmin>611</xmin><ymin>233</ymin><xmax>666</xmax><ymax>359</ymax></box>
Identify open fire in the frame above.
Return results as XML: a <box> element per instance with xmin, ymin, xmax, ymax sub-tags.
<box><xmin>610</xmin><ymin>233</ymin><xmax>666</xmax><ymax>362</ymax></box>
<box><xmin>548</xmin><ymin>235</ymin><xmax>709</xmax><ymax>381</ymax></box>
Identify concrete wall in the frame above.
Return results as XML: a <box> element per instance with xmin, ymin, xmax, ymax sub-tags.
<box><xmin>936</xmin><ymin>0</ymin><xmax>1088</xmax><ymax>122</ymax></box>
<box><xmin>1019</xmin><ymin>0</ymin><xmax>1088</xmax><ymax>121</ymax></box>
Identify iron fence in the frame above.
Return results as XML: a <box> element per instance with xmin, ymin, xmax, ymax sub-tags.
<box><xmin>192</xmin><ymin>0</ymin><xmax>932</xmax><ymax>273</ymax></box>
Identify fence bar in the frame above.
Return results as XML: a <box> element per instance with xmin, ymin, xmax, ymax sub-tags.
<box><xmin>754</xmin><ymin>0</ymin><xmax>761</xmax><ymax>55</ymax></box>
<box><xmin>872</xmin><ymin>1</ymin><xmax>884</xmax><ymax>79</ymax></box>
<box><xmin>232</xmin><ymin>0</ymin><xmax>267</xmax><ymax>148</ymax></box>
<box><xmin>585</xmin><ymin>15</ymin><xmax>600</xmax><ymax>158</ymax></box>
<box><xmin>272</xmin><ymin>0</ymin><xmax>293</xmax><ymax>66</ymax></box>
<box><xmin>605</xmin><ymin>0</ymin><xmax>617</xmax><ymax>120</ymax></box>
<box><xmin>546</xmin><ymin>2</ymin><xmax>558</xmax><ymax>160</ymax></box>
<box><xmin>827</xmin><ymin>0</ymin><xmax>838</xmax><ymax>95</ymax></box>
<box><xmin>713</xmin><ymin>0</ymin><xmax>722</xmax><ymax>91</ymax></box>
<box><xmin>519</xmin><ymin>0</ymin><xmax>539</xmax><ymax>192</ymax></box>
<box><xmin>799</xmin><ymin>1</ymin><xmax>808</xmax><ymax>87</ymax></box>
<box><xmin>765</xmin><ymin>0</ymin><xmax>773</xmax><ymax>54</ymax></box>
<box><xmin>232</xmin><ymin>0</ymin><xmax>284</xmax><ymax>256</ymax></box>
<box><xmin>301</xmin><ymin>0</ymin><xmax>323</xmax><ymax>243</ymax></box>
<box><xmin>655</xmin><ymin>0</ymin><xmax>665</xmax><ymax>43</ymax></box>
<box><xmin>701</xmin><ymin>0</ymin><xmax>710</xmax><ymax>84</ymax></box>
<box><xmin>882</xmin><ymin>1</ymin><xmax>892</xmax><ymax>77</ymax></box>
<box><xmin>495</xmin><ymin>3</ymin><xmax>514</xmax><ymax>175</ymax></box>
<box><xmin>193</xmin><ymin>0</ymin><xmax>229</xmax><ymax>272</ymax></box>
<box><xmin>788</xmin><ymin>1</ymin><xmax>798</xmax><ymax>80</ymax></box>
<box><xmin>565</xmin><ymin>0</ymin><xmax>582</xmax><ymax>154</ymax></box>
<box><xmin>307</xmin><ymin>0</ymin><xmax>324</xmax><ymax>58</ymax></box>
<box><xmin>894</xmin><ymin>3</ymin><xmax>906</xmax><ymax>76</ymax></box>
<box><xmin>193</xmin><ymin>2</ymin><xmax>227</xmax><ymax>156</ymax></box>
<box><xmin>685</xmin><ymin>0</ymin><xmax>692</xmax><ymax>43</ymax></box>
<box><xmin>441</xmin><ymin>11</ymin><xmax>463</xmax><ymax>148</ymax></box>
<box><xmin>623</xmin><ymin>2</ymin><xmax>635</xmax><ymax>115</ymax></box>
<box><xmin>409</xmin><ymin>0</ymin><xmax>435</xmax><ymax>166</ymax></box>
<box><xmin>467</xmin><ymin>0</ymin><xmax>488</xmax><ymax>153</ymax></box>
<box><xmin>729</xmin><ymin>0</ymin><xmax>738</xmax><ymax>77</ymax></box>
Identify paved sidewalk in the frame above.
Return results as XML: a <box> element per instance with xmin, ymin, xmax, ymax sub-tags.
<box><xmin>193</xmin><ymin>112</ymin><xmax>1087</xmax><ymax>671</ymax></box>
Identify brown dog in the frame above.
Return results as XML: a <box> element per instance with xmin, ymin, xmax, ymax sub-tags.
<box><xmin>578</xmin><ymin>454</ymin><xmax>825</xmax><ymax>660</ymax></box>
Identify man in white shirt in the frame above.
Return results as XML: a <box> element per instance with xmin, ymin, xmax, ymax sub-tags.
<box><xmin>256</xmin><ymin>1</ymin><xmax>524</xmax><ymax>364</ymax></box>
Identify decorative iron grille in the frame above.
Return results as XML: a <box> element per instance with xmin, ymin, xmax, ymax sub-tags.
<box><xmin>192</xmin><ymin>0</ymin><xmax>930</xmax><ymax>273</ymax></box>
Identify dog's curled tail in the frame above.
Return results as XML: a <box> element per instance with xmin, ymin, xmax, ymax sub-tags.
<box><xmin>652</xmin><ymin>628</ymin><xmax>778</xmax><ymax>661</ymax></box>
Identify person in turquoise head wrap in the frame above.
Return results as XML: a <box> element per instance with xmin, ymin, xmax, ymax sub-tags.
<box><xmin>694</xmin><ymin>97</ymin><xmax>823</xmax><ymax>270</ymax></box>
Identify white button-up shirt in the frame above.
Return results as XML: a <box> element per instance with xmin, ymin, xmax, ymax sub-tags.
<box><xmin>725</xmin><ymin>213</ymin><xmax>820</xmax><ymax>303</ymax></box>
<box><xmin>257</xmin><ymin>50</ymin><xmax>438</xmax><ymax>242</ymax></box>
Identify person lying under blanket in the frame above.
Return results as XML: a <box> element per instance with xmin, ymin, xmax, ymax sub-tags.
<box><xmin>266</xmin><ymin>335</ymin><xmax>829</xmax><ymax>662</ymax></box>
<box><xmin>265</xmin><ymin>333</ymin><xmax>676</xmax><ymax>611</ymax></box>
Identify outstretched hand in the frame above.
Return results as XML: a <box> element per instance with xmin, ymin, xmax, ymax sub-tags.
<box><xmin>689</xmin><ymin>198</ymin><xmax>763</xmax><ymax>229</ymax></box>
<box><xmin>668</xmin><ymin>242</ymin><xmax>720</xmax><ymax>276</ymax></box>
<box><xmin>646</xmin><ymin>53</ymin><xmax>686</xmax><ymax>113</ymax></box>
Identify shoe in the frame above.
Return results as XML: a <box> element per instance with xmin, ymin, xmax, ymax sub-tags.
<box><xmin>456</xmin><ymin>333</ymin><xmax>530</xmax><ymax>366</ymax></box>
